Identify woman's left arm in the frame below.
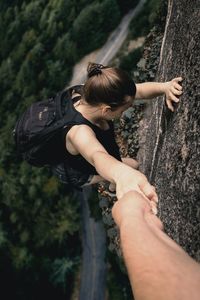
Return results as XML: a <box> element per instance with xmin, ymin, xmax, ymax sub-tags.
<box><xmin>135</xmin><ymin>77</ymin><xmax>183</xmax><ymax>111</ymax></box>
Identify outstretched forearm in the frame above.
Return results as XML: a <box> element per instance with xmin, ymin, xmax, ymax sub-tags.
<box><xmin>92</xmin><ymin>151</ymin><xmax>128</xmax><ymax>183</ymax></box>
<box><xmin>113</xmin><ymin>192</ymin><xmax>200</xmax><ymax>300</ymax></box>
<box><xmin>68</xmin><ymin>125</ymin><xmax>157</xmax><ymax>201</ymax></box>
<box><xmin>121</xmin><ymin>217</ymin><xmax>200</xmax><ymax>300</ymax></box>
<box><xmin>92</xmin><ymin>151</ymin><xmax>157</xmax><ymax>201</ymax></box>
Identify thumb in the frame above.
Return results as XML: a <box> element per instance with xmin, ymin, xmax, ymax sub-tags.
<box><xmin>139</xmin><ymin>183</ymin><xmax>158</xmax><ymax>204</ymax></box>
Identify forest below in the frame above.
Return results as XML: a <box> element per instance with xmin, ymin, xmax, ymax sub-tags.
<box><xmin>0</xmin><ymin>0</ymin><xmax>161</xmax><ymax>299</ymax></box>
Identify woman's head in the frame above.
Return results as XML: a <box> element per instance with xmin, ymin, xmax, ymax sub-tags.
<box><xmin>83</xmin><ymin>62</ymin><xmax>136</xmax><ymax>110</ymax></box>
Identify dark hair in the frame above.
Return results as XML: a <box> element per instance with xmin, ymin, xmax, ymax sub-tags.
<box><xmin>83</xmin><ymin>62</ymin><xmax>136</xmax><ymax>109</ymax></box>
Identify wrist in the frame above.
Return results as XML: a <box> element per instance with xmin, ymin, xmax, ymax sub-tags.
<box><xmin>119</xmin><ymin>213</ymin><xmax>145</xmax><ymax>241</ymax></box>
<box><xmin>117</xmin><ymin>208</ymin><xmax>145</xmax><ymax>230</ymax></box>
<box><xmin>119</xmin><ymin>211</ymin><xmax>163</xmax><ymax>240</ymax></box>
<box><xmin>120</xmin><ymin>214</ymin><xmax>143</xmax><ymax>228</ymax></box>
<box><xmin>113</xmin><ymin>163</ymin><xmax>133</xmax><ymax>184</ymax></box>
<box><xmin>160</xmin><ymin>82</ymin><xmax>168</xmax><ymax>94</ymax></box>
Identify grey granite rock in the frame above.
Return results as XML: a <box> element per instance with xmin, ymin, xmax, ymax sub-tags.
<box><xmin>137</xmin><ymin>0</ymin><xmax>200</xmax><ymax>260</ymax></box>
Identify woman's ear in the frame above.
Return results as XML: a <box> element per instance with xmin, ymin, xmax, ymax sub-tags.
<box><xmin>101</xmin><ymin>105</ymin><xmax>112</xmax><ymax>117</ymax></box>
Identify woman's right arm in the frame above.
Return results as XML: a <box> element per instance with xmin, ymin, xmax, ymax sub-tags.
<box><xmin>66</xmin><ymin>125</ymin><xmax>157</xmax><ymax>201</ymax></box>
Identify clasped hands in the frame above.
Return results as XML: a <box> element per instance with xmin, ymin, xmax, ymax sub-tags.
<box><xmin>115</xmin><ymin>168</ymin><xmax>158</xmax><ymax>216</ymax></box>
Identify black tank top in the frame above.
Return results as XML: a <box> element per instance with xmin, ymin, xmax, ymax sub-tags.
<box><xmin>62</xmin><ymin>99</ymin><xmax>121</xmax><ymax>176</ymax></box>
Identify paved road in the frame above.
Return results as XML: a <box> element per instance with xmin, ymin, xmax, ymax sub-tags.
<box><xmin>70</xmin><ymin>0</ymin><xmax>146</xmax><ymax>85</ymax></box>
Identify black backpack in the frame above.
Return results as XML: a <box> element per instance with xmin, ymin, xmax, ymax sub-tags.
<box><xmin>13</xmin><ymin>85</ymin><xmax>89</xmax><ymax>167</ymax></box>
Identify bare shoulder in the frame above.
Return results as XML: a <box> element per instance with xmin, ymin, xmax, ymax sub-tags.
<box><xmin>66</xmin><ymin>124</ymin><xmax>107</xmax><ymax>162</ymax></box>
<box><xmin>67</xmin><ymin>124</ymin><xmax>95</xmax><ymax>141</ymax></box>
<box><xmin>65</xmin><ymin>124</ymin><xmax>96</xmax><ymax>155</ymax></box>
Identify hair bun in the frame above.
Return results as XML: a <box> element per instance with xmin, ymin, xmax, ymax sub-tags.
<box><xmin>87</xmin><ymin>62</ymin><xmax>105</xmax><ymax>78</ymax></box>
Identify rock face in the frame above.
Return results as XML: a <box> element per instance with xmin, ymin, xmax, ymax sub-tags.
<box><xmin>138</xmin><ymin>0</ymin><xmax>200</xmax><ymax>260</ymax></box>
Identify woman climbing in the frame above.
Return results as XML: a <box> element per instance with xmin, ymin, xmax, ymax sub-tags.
<box><xmin>55</xmin><ymin>62</ymin><xmax>182</xmax><ymax>202</ymax></box>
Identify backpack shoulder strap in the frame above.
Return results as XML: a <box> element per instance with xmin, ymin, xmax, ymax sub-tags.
<box><xmin>61</xmin><ymin>84</ymin><xmax>92</xmax><ymax>127</ymax></box>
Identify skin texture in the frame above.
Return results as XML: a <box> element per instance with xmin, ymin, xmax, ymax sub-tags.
<box><xmin>135</xmin><ymin>77</ymin><xmax>183</xmax><ymax>112</ymax></box>
<box><xmin>66</xmin><ymin>78</ymin><xmax>183</xmax><ymax>200</ymax></box>
<box><xmin>112</xmin><ymin>191</ymin><xmax>200</xmax><ymax>300</ymax></box>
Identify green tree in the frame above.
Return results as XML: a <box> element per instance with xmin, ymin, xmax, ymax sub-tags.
<box><xmin>0</xmin><ymin>0</ymin><xmax>145</xmax><ymax>298</ymax></box>
<box><xmin>117</xmin><ymin>0</ymin><xmax>139</xmax><ymax>14</ymax></box>
<box><xmin>72</xmin><ymin>0</ymin><xmax>121</xmax><ymax>57</ymax></box>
